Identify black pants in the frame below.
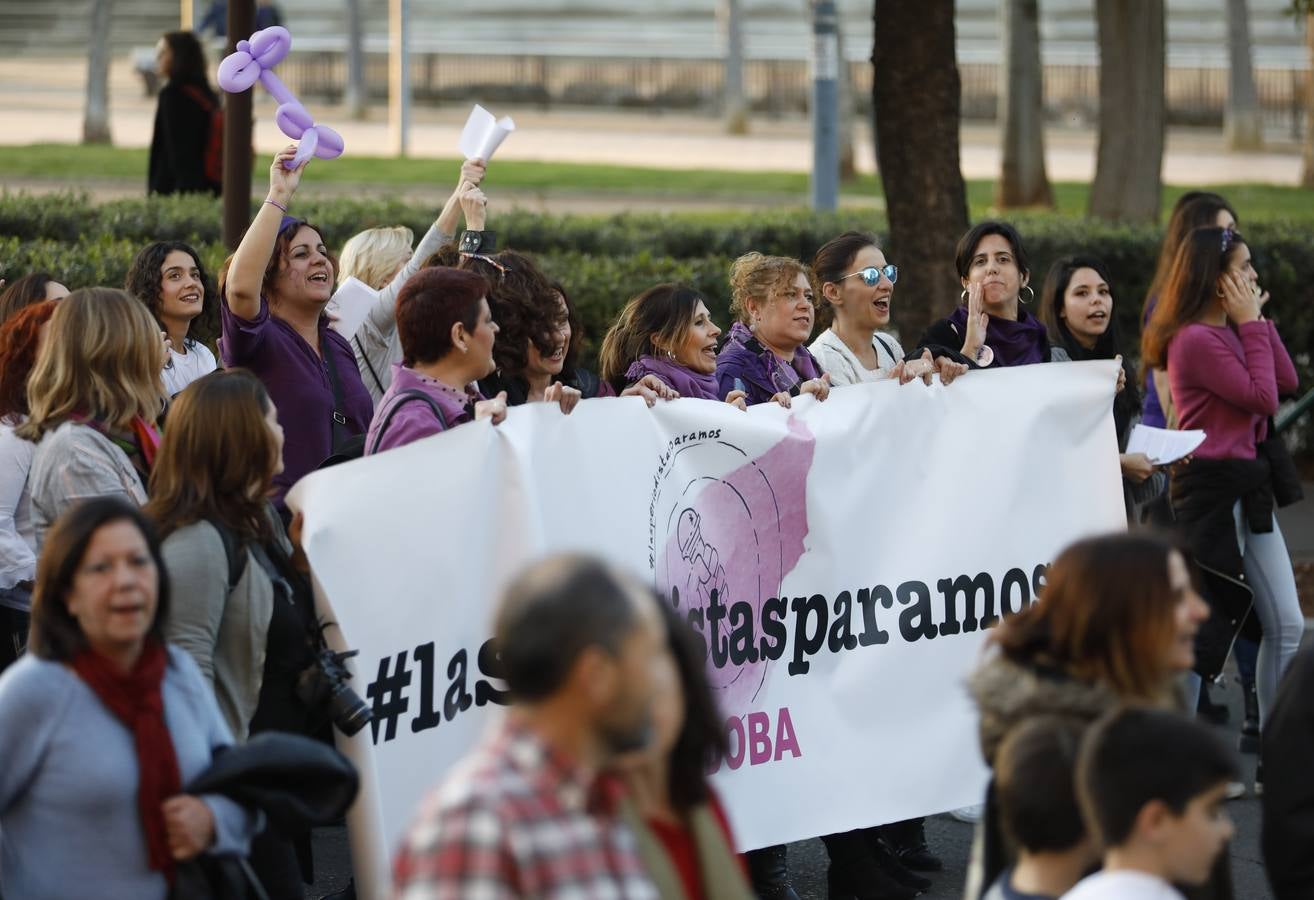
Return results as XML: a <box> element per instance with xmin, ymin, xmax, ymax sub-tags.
<box><xmin>0</xmin><ymin>604</ymin><xmax>29</xmax><ymax>675</ymax></box>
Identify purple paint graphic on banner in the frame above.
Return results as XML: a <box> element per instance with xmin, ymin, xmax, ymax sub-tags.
<box><xmin>654</xmin><ymin>417</ymin><xmax>815</xmax><ymax>707</ymax></box>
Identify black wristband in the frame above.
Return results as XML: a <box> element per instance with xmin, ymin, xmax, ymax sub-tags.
<box><xmin>458</xmin><ymin>230</ymin><xmax>497</xmax><ymax>255</ymax></box>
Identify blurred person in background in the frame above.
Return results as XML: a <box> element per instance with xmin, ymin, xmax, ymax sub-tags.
<box><xmin>148</xmin><ymin>31</ymin><xmax>221</xmax><ymax>197</ymax></box>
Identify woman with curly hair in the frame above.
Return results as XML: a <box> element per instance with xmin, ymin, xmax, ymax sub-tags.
<box><xmin>125</xmin><ymin>241</ymin><xmax>219</xmax><ymax>397</ymax></box>
<box><xmin>0</xmin><ymin>301</ymin><xmax>58</xmax><ymax>670</ymax></box>
<box><xmin>464</xmin><ymin>251</ymin><xmax>672</xmax><ymax>411</ymax></box>
<box><xmin>714</xmin><ymin>252</ymin><xmax>831</xmax><ymax>408</ymax></box>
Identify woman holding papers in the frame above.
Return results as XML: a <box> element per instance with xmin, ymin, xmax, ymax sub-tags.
<box><xmin>125</xmin><ymin>241</ymin><xmax>219</xmax><ymax>398</ymax></box>
<box><xmin>913</xmin><ymin>221</ymin><xmax>1063</xmax><ymax>369</ymax></box>
<box><xmin>598</xmin><ymin>283</ymin><xmax>748</xmax><ymax>409</ymax></box>
<box><xmin>714</xmin><ymin>252</ymin><xmax>831</xmax><ymax>408</ymax></box>
<box><xmin>1141</xmin><ymin>225</ymin><xmax>1302</xmax><ymax>776</ymax></box>
<box><xmin>1039</xmin><ymin>255</ymin><xmax>1165</xmax><ymax>520</ymax></box>
<box><xmin>221</xmin><ymin>146</ymin><xmax>373</xmax><ymax>509</ymax></box>
<box><xmin>364</xmin><ymin>266</ymin><xmax>507</xmax><ymax>455</ymax></box>
<box><xmin>343</xmin><ymin>158</ymin><xmax>487</xmax><ymax>404</ymax></box>
<box><xmin>809</xmin><ymin>231</ymin><xmax>965</xmax><ymax>389</ymax></box>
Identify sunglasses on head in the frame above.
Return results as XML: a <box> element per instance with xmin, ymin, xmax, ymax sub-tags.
<box><xmin>840</xmin><ymin>264</ymin><xmax>898</xmax><ymax>287</ymax></box>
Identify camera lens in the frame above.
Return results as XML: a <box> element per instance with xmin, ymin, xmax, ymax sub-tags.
<box><xmin>329</xmin><ymin>683</ymin><xmax>374</xmax><ymax>737</ymax></box>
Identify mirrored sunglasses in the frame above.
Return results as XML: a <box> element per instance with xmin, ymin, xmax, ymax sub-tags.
<box><xmin>841</xmin><ymin>264</ymin><xmax>898</xmax><ymax>287</ymax></box>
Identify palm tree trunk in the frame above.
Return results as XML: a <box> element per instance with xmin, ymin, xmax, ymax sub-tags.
<box><xmin>345</xmin><ymin>0</ymin><xmax>367</xmax><ymax>120</ymax></box>
<box><xmin>1225</xmin><ymin>0</ymin><xmax>1264</xmax><ymax>150</ymax></box>
<box><xmin>996</xmin><ymin>0</ymin><xmax>1053</xmax><ymax>208</ymax></box>
<box><xmin>83</xmin><ymin>0</ymin><xmax>116</xmax><ymax>144</ymax></box>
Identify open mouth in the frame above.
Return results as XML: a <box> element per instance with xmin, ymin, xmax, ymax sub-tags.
<box><xmin>1087</xmin><ymin>310</ymin><xmax>1108</xmax><ymax>323</ymax></box>
<box><xmin>179</xmin><ymin>291</ymin><xmax>201</xmax><ymax>304</ymax></box>
<box><xmin>308</xmin><ymin>271</ymin><xmax>331</xmax><ymax>286</ymax></box>
<box><xmin>873</xmin><ymin>298</ymin><xmax>890</xmax><ymax>314</ymax></box>
<box><xmin>701</xmin><ymin>342</ymin><xmax>718</xmax><ymax>361</ymax></box>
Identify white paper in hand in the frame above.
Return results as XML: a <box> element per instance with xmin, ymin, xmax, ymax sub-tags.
<box><xmin>326</xmin><ymin>276</ymin><xmax>380</xmax><ymax>341</ymax></box>
<box><xmin>459</xmin><ymin>104</ymin><xmax>516</xmax><ymax>161</ymax></box>
<box><xmin>1126</xmin><ymin>424</ymin><xmax>1207</xmax><ymax>466</ymax></box>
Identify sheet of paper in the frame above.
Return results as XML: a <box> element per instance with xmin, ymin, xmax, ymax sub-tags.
<box><xmin>1126</xmin><ymin>424</ymin><xmax>1207</xmax><ymax>465</ymax></box>
<box><xmin>458</xmin><ymin>104</ymin><xmax>516</xmax><ymax>161</ymax></box>
<box><xmin>326</xmin><ymin>276</ymin><xmax>380</xmax><ymax>340</ymax></box>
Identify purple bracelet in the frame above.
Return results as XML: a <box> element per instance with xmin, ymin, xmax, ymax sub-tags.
<box><xmin>264</xmin><ymin>197</ymin><xmax>288</xmax><ymax>213</ymax></box>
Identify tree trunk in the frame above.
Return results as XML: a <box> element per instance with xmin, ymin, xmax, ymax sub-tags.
<box><xmin>1303</xmin><ymin>13</ymin><xmax>1314</xmax><ymax>188</ymax></box>
<box><xmin>872</xmin><ymin>0</ymin><xmax>969</xmax><ymax>340</ymax></box>
<box><xmin>996</xmin><ymin>0</ymin><xmax>1053</xmax><ymax>208</ymax></box>
<box><xmin>1089</xmin><ymin>0</ymin><xmax>1165</xmax><ymax>223</ymax></box>
<box><xmin>82</xmin><ymin>0</ymin><xmax>116</xmax><ymax>144</ymax></box>
<box><xmin>719</xmin><ymin>0</ymin><xmax>748</xmax><ymax>134</ymax></box>
<box><xmin>345</xmin><ymin>0</ymin><xmax>367</xmax><ymax>120</ymax></box>
<box><xmin>1225</xmin><ymin>0</ymin><xmax>1263</xmax><ymax>150</ymax></box>
<box><xmin>836</xmin><ymin>19</ymin><xmax>856</xmax><ymax>181</ymax></box>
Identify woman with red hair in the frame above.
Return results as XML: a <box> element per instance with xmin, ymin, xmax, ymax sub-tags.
<box><xmin>0</xmin><ymin>301</ymin><xmax>58</xmax><ymax>670</ymax></box>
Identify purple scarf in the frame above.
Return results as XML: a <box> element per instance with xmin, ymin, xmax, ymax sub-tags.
<box><xmin>948</xmin><ymin>304</ymin><xmax>1049</xmax><ymax>367</ymax></box>
<box><xmin>719</xmin><ymin>322</ymin><xmax>822</xmax><ymax>397</ymax></box>
<box><xmin>625</xmin><ymin>355</ymin><xmax>721</xmax><ymax>401</ymax></box>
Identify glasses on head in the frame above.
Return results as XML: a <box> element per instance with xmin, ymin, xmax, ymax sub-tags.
<box><xmin>460</xmin><ymin>252</ymin><xmax>512</xmax><ymax>276</ymax></box>
<box><xmin>840</xmin><ymin>264</ymin><xmax>898</xmax><ymax>287</ymax></box>
<box><xmin>1220</xmin><ymin>227</ymin><xmax>1242</xmax><ymax>255</ymax></box>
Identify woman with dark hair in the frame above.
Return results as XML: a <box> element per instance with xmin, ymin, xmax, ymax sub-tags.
<box><xmin>125</xmin><ymin>240</ymin><xmax>219</xmax><ymax>397</ymax></box>
<box><xmin>0</xmin><ymin>272</ymin><xmax>68</xmax><ymax>324</ymax></box>
<box><xmin>365</xmin><ymin>266</ymin><xmax>508</xmax><ymax>454</ymax></box>
<box><xmin>809</xmin><ymin>231</ymin><xmax>965</xmax><ymax>388</ymax></box>
<box><xmin>148</xmin><ymin>30</ymin><xmax>221</xmax><ymax>196</ymax></box>
<box><xmin>597</xmin><ymin>283</ymin><xmax>747</xmax><ymax>408</ymax></box>
<box><xmin>914</xmin><ymin>221</ymin><xmax>1061</xmax><ymax>368</ymax></box>
<box><xmin>1039</xmin><ymin>255</ymin><xmax>1165</xmax><ymax>519</ymax></box>
<box><xmin>617</xmin><ymin>601</ymin><xmax>755</xmax><ymax>900</ymax></box>
<box><xmin>1142</xmin><ymin>226</ymin><xmax>1301</xmax><ymax>768</ymax></box>
<box><xmin>715</xmin><ymin>252</ymin><xmax>831</xmax><ymax>408</ymax></box>
<box><xmin>964</xmin><ymin>532</ymin><xmax>1211</xmax><ymax>899</ymax></box>
<box><xmin>1141</xmin><ymin>192</ymin><xmax>1238</xmax><ymax>428</ymax></box>
<box><xmin>146</xmin><ymin>370</ymin><xmax>321</xmax><ymax>897</ymax></box>
<box><xmin>0</xmin><ymin>496</ymin><xmax>257</xmax><ymax>898</ymax></box>
<box><xmin>0</xmin><ymin>301</ymin><xmax>57</xmax><ymax>670</ymax></box>
<box><xmin>223</xmin><ymin>146</ymin><xmax>373</xmax><ymax>508</ymax></box>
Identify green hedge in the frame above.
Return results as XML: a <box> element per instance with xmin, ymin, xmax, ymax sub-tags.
<box><xmin>3</xmin><ymin>195</ymin><xmax>1311</xmax><ymax>452</ymax></box>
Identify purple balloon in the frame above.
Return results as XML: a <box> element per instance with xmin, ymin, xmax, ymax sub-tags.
<box><xmin>216</xmin><ymin>25</ymin><xmax>345</xmax><ymax>169</ymax></box>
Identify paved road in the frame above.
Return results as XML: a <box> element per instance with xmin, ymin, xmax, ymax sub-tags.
<box><xmin>302</xmin><ymin>662</ymin><xmax>1283</xmax><ymax>899</ymax></box>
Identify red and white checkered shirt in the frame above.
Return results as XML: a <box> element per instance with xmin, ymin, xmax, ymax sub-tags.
<box><xmin>393</xmin><ymin>719</ymin><xmax>660</xmax><ymax>900</ymax></box>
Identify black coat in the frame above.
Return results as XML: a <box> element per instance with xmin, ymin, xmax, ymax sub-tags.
<box><xmin>148</xmin><ymin>81</ymin><xmax>221</xmax><ymax>196</ymax></box>
<box><xmin>1263</xmin><ymin>643</ymin><xmax>1314</xmax><ymax>900</ymax></box>
<box><xmin>911</xmin><ymin>316</ymin><xmax>1057</xmax><ymax>368</ymax></box>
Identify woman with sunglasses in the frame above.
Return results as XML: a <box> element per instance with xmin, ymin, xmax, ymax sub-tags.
<box><xmin>222</xmin><ymin>146</ymin><xmax>374</xmax><ymax>509</ymax></box>
<box><xmin>810</xmin><ymin>232</ymin><xmax>966</xmax><ymax>387</ymax></box>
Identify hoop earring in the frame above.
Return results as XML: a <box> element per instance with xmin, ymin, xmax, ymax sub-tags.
<box><xmin>664</xmin><ymin>348</ymin><xmax>675</xmax><ymax>360</ymax></box>
<box><xmin>1020</xmin><ymin>285</ymin><xmax>1035</xmax><ymax>305</ymax></box>
<box><xmin>960</xmin><ymin>289</ymin><xmax>969</xmax><ymax>303</ymax></box>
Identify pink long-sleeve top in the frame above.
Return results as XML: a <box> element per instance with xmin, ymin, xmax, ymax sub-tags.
<box><xmin>1167</xmin><ymin>319</ymin><xmax>1298</xmax><ymax>460</ymax></box>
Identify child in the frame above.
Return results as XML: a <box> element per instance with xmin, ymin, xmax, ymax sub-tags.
<box><xmin>1063</xmin><ymin>707</ymin><xmax>1238</xmax><ymax>899</ymax></box>
<box><xmin>985</xmin><ymin>717</ymin><xmax>1097</xmax><ymax>900</ymax></box>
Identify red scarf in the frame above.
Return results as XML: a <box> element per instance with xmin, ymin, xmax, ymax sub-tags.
<box><xmin>72</xmin><ymin>640</ymin><xmax>182</xmax><ymax>882</ymax></box>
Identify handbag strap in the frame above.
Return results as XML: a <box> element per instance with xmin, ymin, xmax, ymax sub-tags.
<box><xmin>321</xmin><ymin>339</ymin><xmax>354</xmax><ymax>451</ymax></box>
<box><xmin>365</xmin><ymin>389</ymin><xmax>450</xmax><ymax>455</ymax></box>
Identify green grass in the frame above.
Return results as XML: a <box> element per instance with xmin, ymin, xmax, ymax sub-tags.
<box><xmin>4</xmin><ymin>142</ymin><xmax>1313</xmax><ymax>221</ymax></box>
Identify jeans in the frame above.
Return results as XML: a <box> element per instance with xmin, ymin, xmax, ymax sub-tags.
<box><xmin>1232</xmin><ymin>502</ymin><xmax>1303</xmax><ymax>725</ymax></box>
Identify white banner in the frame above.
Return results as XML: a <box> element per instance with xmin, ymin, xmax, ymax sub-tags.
<box><xmin>289</xmin><ymin>360</ymin><xmax>1126</xmax><ymax>898</ymax></box>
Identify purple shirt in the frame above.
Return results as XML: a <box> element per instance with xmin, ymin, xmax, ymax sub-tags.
<box><xmin>365</xmin><ymin>364</ymin><xmax>482</xmax><ymax>455</ymax></box>
<box><xmin>220</xmin><ymin>296</ymin><xmax>373</xmax><ymax>502</ymax></box>
<box><xmin>714</xmin><ymin>322</ymin><xmax>824</xmax><ymax>406</ymax></box>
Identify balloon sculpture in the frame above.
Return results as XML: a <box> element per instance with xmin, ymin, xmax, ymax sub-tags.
<box><xmin>217</xmin><ymin>26</ymin><xmax>345</xmax><ymax>169</ymax></box>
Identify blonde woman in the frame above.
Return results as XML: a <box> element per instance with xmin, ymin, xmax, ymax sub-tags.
<box><xmin>19</xmin><ymin>288</ymin><xmax>165</xmax><ymax>549</ymax></box>
<box><xmin>344</xmin><ymin>161</ymin><xmax>487</xmax><ymax>404</ymax></box>
<box><xmin>714</xmin><ymin>252</ymin><xmax>830</xmax><ymax>408</ymax></box>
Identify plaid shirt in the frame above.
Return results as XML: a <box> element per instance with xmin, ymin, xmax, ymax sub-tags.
<box><xmin>393</xmin><ymin>720</ymin><xmax>659</xmax><ymax>900</ymax></box>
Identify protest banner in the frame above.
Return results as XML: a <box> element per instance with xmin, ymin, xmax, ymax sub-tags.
<box><xmin>289</xmin><ymin>360</ymin><xmax>1125</xmax><ymax>897</ymax></box>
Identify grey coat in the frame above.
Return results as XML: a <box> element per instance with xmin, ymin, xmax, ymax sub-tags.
<box><xmin>162</xmin><ymin>513</ymin><xmax>293</xmax><ymax>740</ymax></box>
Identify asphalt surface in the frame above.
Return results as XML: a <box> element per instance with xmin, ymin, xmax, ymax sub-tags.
<box><xmin>302</xmin><ymin>661</ymin><xmax>1283</xmax><ymax>899</ymax></box>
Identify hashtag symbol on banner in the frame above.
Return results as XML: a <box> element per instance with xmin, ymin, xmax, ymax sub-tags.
<box><xmin>366</xmin><ymin>651</ymin><xmax>412</xmax><ymax>744</ymax></box>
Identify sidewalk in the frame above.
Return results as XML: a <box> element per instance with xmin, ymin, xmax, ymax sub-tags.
<box><xmin>0</xmin><ymin>56</ymin><xmax>1306</xmax><ymax>192</ymax></box>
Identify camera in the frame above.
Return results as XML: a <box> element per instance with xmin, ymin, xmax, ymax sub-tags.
<box><xmin>297</xmin><ymin>643</ymin><xmax>374</xmax><ymax>737</ymax></box>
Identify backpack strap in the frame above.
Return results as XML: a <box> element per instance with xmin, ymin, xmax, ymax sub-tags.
<box><xmin>205</xmin><ymin>518</ymin><xmax>249</xmax><ymax>594</ymax></box>
<box><xmin>366</xmin><ymin>389</ymin><xmax>450</xmax><ymax>455</ymax></box>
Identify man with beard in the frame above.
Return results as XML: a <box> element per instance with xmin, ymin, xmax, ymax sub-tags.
<box><xmin>393</xmin><ymin>554</ymin><xmax>668</xmax><ymax>899</ymax></box>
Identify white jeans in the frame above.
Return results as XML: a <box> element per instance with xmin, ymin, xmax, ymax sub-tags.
<box><xmin>1233</xmin><ymin>502</ymin><xmax>1304</xmax><ymax>725</ymax></box>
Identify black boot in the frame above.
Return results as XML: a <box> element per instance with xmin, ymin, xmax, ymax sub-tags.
<box><xmin>1239</xmin><ymin>680</ymin><xmax>1260</xmax><ymax>753</ymax></box>
<box><xmin>866</xmin><ymin>830</ymin><xmax>931</xmax><ymax>893</ymax></box>
<box><xmin>748</xmin><ymin>844</ymin><xmax>803</xmax><ymax>900</ymax></box>
<box><xmin>820</xmin><ymin>831</ymin><xmax>917</xmax><ymax>900</ymax></box>
<box><xmin>878</xmin><ymin>818</ymin><xmax>943</xmax><ymax>873</ymax></box>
